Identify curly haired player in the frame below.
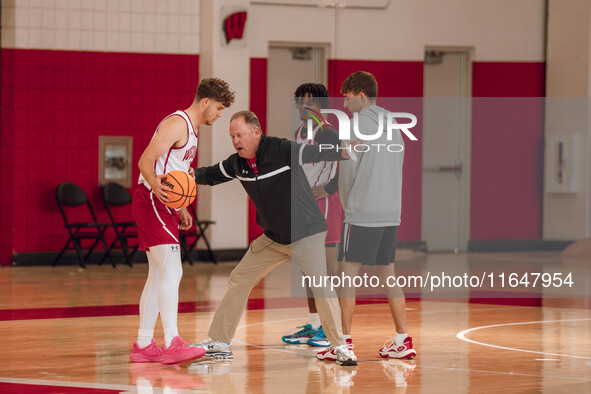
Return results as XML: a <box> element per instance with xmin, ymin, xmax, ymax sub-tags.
<box><xmin>130</xmin><ymin>78</ymin><xmax>235</xmax><ymax>364</ymax></box>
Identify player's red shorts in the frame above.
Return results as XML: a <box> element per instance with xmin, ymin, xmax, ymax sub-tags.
<box><xmin>132</xmin><ymin>184</ymin><xmax>180</xmax><ymax>251</ymax></box>
<box><xmin>317</xmin><ymin>192</ymin><xmax>344</xmax><ymax>245</ymax></box>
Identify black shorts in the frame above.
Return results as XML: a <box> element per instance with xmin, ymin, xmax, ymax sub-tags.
<box><xmin>339</xmin><ymin>224</ymin><xmax>398</xmax><ymax>266</ymax></box>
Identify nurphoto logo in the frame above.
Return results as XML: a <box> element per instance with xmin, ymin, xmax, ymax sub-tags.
<box><xmin>302</xmin><ymin>107</ymin><xmax>418</xmax><ymax>153</ymax></box>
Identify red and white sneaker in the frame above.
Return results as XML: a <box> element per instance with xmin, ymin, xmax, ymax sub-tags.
<box><xmin>379</xmin><ymin>337</ymin><xmax>416</xmax><ymax>359</ymax></box>
<box><xmin>316</xmin><ymin>338</ymin><xmax>353</xmax><ymax>362</ymax></box>
<box><xmin>160</xmin><ymin>336</ymin><xmax>206</xmax><ymax>365</ymax></box>
<box><xmin>130</xmin><ymin>339</ymin><xmax>163</xmax><ymax>363</ymax></box>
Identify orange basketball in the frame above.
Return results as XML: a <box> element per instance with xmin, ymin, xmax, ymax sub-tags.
<box><xmin>161</xmin><ymin>170</ymin><xmax>196</xmax><ymax>210</ymax></box>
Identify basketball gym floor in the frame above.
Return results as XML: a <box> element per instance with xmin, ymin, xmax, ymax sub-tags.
<box><xmin>0</xmin><ymin>250</ymin><xmax>589</xmax><ymax>393</ymax></box>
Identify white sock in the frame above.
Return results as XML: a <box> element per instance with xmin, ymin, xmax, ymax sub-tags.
<box><xmin>395</xmin><ymin>332</ymin><xmax>408</xmax><ymax>346</ymax></box>
<box><xmin>164</xmin><ymin>326</ymin><xmax>180</xmax><ymax>348</ymax></box>
<box><xmin>343</xmin><ymin>334</ymin><xmax>351</xmax><ymax>340</ymax></box>
<box><xmin>137</xmin><ymin>329</ymin><xmax>153</xmax><ymax>348</ymax></box>
<box><xmin>309</xmin><ymin>313</ymin><xmax>321</xmax><ymax>329</ymax></box>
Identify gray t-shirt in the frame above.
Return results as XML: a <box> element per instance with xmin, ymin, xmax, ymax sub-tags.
<box><xmin>338</xmin><ymin>104</ymin><xmax>404</xmax><ymax>227</ymax></box>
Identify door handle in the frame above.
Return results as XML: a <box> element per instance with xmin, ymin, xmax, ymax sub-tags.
<box><xmin>423</xmin><ymin>165</ymin><xmax>462</xmax><ymax>173</ymax></box>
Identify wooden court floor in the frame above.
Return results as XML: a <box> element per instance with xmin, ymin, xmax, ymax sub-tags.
<box><xmin>0</xmin><ymin>251</ymin><xmax>590</xmax><ymax>393</ymax></box>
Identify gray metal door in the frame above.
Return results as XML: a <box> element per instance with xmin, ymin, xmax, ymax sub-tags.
<box><xmin>422</xmin><ymin>50</ymin><xmax>471</xmax><ymax>252</ymax></box>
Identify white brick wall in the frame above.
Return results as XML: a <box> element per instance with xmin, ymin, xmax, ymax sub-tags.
<box><xmin>1</xmin><ymin>0</ymin><xmax>200</xmax><ymax>54</ymax></box>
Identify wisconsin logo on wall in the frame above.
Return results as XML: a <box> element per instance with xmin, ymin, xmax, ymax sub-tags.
<box><xmin>224</xmin><ymin>11</ymin><xmax>247</xmax><ymax>44</ymax></box>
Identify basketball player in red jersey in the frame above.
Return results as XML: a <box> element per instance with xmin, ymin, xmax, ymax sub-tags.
<box><xmin>130</xmin><ymin>78</ymin><xmax>235</xmax><ymax>364</ymax></box>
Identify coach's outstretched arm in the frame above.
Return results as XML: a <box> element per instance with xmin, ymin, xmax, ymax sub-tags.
<box><xmin>194</xmin><ymin>157</ymin><xmax>237</xmax><ymax>186</ymax></box>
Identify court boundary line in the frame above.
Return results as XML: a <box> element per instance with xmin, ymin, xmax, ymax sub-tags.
<box><xmin>456</xmin><ymin>318</ymin><xmax>591</xmax><ymax>360</ymax></box>
<box><xmin>0</xmin><ymin>377</ymin><xmax>141</xmax><ymax>392</ymax></box>
<box><xmin>233</xmin><ymin>316</ymin><xmax>591</xmax><ymax>382</ymax></box>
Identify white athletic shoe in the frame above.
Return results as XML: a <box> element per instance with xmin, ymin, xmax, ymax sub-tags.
<box><xmin>189</xmin><ymin>338</ymin><xmax>233</xmax><ymax>359</ymax></box>
<box><xmin>316</xmin><ymin>338</ymin><xmax>353</xmax><ymax>362</ymax></box>
<box><xmin>379</xmin><ymin>337</ymin><xmax>416</xmax><ymax>359</ymax></box>
<box><xmin>335</xmin><ymin>345</ymin><xmax>357</xmax><ymax>366</ymax></box>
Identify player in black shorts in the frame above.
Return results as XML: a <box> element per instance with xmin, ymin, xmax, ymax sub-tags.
<box><xmin>318</xmin><ymin>72</ymin><xmax>417</xmax><ymax>360</ymax></box>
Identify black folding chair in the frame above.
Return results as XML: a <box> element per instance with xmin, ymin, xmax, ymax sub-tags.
<box><xmin>179</xmin><ymin>204</ymin><xmax>217</xmax><ymax>265</ymax></box>
<box><xmin>102</xmin><ymin>182</ymin><xmax>138</xmax><ymax>267</ymax></box>
<box><xmin>53</xmin><ymin>182</ymin><xmax>115</xmax><ymax>268</ymax></box>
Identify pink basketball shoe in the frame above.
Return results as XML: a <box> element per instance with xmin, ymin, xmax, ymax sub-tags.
<box><xmin>160</xmin><ymin>336</ymin><xmax>206</xmax><ymax>365</ymax></box>
<box><xmin>130</xmin><ymin>339</ymin><xmax>163</xmax><ymax>363</ymax></box>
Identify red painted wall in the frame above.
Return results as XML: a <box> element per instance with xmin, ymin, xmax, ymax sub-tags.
<box><xmin>327</xmin><ymin>59</ymin><xmax>424</xmax><ymax>98</ymax></box>
<box><xmin>0</xmin><ymin>80</ymin><xmax>15</xmax><ymax>265</ymax></box>
<box><xmin>0</xmin><ymin>49</ymin><xmax>199</xmax><ymax>265</ymax></box>
<box><xmin>472</xmin><ymin>62</ymin><xmax>546</xmax><ymax>98</ymax></box>
<box><xmin>471</xmin><ymin>62</ymin><xmax>546</xmax><ymax>240</ymax></box>
<box><xmin>328</xmin><ymin>59</ymin><xmax>424</xmax><ymax>242</ymax></box>
<box><xmin>0</xmin><ymin>53</ymin><xmax>547</xmax><ymax>265</ymax></box>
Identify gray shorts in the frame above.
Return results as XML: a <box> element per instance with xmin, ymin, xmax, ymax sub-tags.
<box><xmin>339</xmin><ymin>224</ymin><xmax>398</xmax><ymax>266</ymax></box>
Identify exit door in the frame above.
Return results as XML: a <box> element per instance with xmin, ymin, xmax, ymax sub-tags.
<box><xmin>267</xmin><ymin>45</ymin><xmax>326</xmax><ymax>139</ymax></box>
<box><xmin>422</xmin><ymin>50</ymin><xmax>472</xmax><ymax>252</ymax></box>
